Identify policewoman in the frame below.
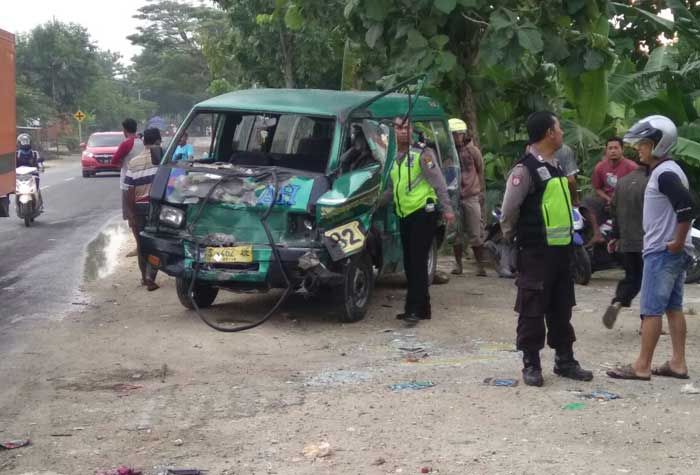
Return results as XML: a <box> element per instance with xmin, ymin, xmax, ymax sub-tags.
<box><xmin>389</xmin><ymin>117</ymin><xmax>455</xmax><ymax>327</ymax></box>
<box><xmin>500</xmin><ymin>111</ymin><xmax>593</xmax><ymax>386</ymax></box>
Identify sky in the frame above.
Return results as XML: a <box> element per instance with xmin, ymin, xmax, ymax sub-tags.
<box><xmin>0</xmin><ymin>0</ymin><xmax>206</xmax><ymax>63</ymax></box>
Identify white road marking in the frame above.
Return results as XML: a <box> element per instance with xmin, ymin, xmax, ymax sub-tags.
<box><xmin>64</xmin><ymin>177</ymin><xmax>75</xmax><ymax>182</ymax></box>
<box><xmin>41</xmin><ymin>186</ymin><xmax>51</xmax><ymax>190</ymax></box>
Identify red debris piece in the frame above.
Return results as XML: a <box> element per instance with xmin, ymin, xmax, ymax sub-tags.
<box><xmin>0</xmin><ymin>439</ymin><xmax>30</xmax><ymax>450</ymax></box>
<box><xmin>95</xmin><ymin>466</ymin><xmax>142</xmax><ymax>475</ymax></box>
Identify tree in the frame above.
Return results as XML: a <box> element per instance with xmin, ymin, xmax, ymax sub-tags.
<box><xmin>127</xmin><ymin>0</ymin><xmax>232</xmax><ymax>117</ymax></box>
<box><xmin>214</xmin><ymin>0</ymin><xmax>346</xmax><ymax>89</ymax></box>
<box><xmin>16</xmin><ymin>21</ymin><xmax>100</xmax><ymax>113</ymax></box>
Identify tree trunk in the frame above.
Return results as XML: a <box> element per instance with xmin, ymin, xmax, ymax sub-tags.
<box><xmin>460</xmin><ymin>81</ymin><xmax>480</xmax><ymax>149</ymax></box>
<box><xmin>278</xmin><ymin>28</ymin><xmax>296</xmax><ymax>88</ymax></box>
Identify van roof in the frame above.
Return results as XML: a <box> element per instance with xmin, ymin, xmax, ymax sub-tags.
<box><xmin>195</xmin><ymin>88</ymin><xmax>446</xmax><ymax>119</ymax></box>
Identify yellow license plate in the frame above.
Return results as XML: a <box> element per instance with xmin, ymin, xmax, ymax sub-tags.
<box><xmin>323</xmin><ymin>221</ymin><xmax>365</xmax><ymax>254</ymax></box>
<box><xmin>203</xmin><ymin>245</ymin><xmax>253</xmax><ymax>264</ymax></box>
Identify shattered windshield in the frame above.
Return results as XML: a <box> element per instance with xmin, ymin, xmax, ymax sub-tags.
<box><xmin>165</xmin><ymin>110</ymin><xmax>335</xmax><ymax>174</ymax></box>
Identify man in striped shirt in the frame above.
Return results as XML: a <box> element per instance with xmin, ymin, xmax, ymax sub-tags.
<box><xmin>124</xmin><ymin>127</ymin><xmax>161</xmax><ymax>291</ymax></box>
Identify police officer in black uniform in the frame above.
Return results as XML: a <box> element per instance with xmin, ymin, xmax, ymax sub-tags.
<box><xmin>386</xmin><ymin>117</ymin><xmax>455</xmax><ymax>327</ymax></box>
<box><xmin>500</xmin><ymin>112</ymin><xmax>593</xmax><ymax>387</ymax></box>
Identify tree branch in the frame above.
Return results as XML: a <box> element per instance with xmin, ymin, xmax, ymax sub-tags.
<box><xmin>462</xmin><ymin>12</ymin><xmax>489</xmax><ymax>27</ymax></box>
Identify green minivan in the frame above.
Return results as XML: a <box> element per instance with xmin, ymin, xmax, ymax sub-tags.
<box><xmin>141</xmin><ymin>86</ymin><xmax>460</xmax><ymax>325</ymax></box>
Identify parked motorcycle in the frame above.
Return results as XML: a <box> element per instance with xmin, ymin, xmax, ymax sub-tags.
<box><xmin>572</xmin><ymin>206</ymin><xmax>700</xmax><ymax>285</ymax></box>
<box><xmin>15</xmin><ymin>165</ymin><xmax>43</xmax><ymax>226</ymax></box>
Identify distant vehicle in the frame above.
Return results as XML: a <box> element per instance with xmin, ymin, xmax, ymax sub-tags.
<box><xmin>81</xmin><ymin>132</ymin><xmax>124</xmax><ymax>177</ymax></box>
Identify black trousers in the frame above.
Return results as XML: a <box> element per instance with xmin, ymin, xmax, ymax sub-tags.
<box><xmin>515</xmin><ymin>246</ymin><xmax>577</xmax><ymax>353</ymax></box>
<box><xmin>399</xmin><ymin>208</ymin><xmax>438</xmax><ymax>317</ymax></box>
<box><xmin>613</xmin><ymin>252</ymin><xmax>643</xmax><ymax>307</ymax></box>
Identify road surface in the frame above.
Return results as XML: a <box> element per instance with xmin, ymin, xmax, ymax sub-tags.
<box><xmin>0</xmin><ymin>156</ymin><xmax>124</xmax><ymax>325</ymax></box>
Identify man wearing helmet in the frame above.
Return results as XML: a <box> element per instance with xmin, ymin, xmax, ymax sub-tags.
<box><xmin>448</xmin><ymin>118</ymin><xmax>489</xmax><ymax>276</ymax></box>
<box><xmin>608</xmin><ymin>115</ymin><xmax>693</xmax><ymax>381</ymax></box>
<box><xmin>15</xmin><ymin>133</ymin><xmax>44</xmax><ymax>209</ymax></box>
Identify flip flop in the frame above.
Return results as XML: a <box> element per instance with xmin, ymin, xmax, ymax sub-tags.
<box><xmin>606</xmin><ymin>364</ymin><xmax>651</xmax><ymax>381</ymax></box>
<box><xmin>651</xmin><ymin>361</ymin><xmax>689</xmax><ymax>379</ymax></box>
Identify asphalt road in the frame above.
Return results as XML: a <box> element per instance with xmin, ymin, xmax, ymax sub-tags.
<box><xmin>0</xmin><ymin>156</ymin><xmax>124</xmax><ymax>325</ymax></box>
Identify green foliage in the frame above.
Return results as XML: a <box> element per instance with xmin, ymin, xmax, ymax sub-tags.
<box><xmin>214</xmin><ymin>0</ymin><xmax>346</xmax><ymax>89</ymax></box>
<box><xmin>16</xmin><ymin>21</ymin><xmax>100</xmax><ymax>112</ymax></box>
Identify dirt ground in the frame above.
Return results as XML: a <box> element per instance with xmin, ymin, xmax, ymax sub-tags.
<box><xmin>2</xmin><ymin>230</ymin><xmax>700</xmax><ymax>475</ymax></box>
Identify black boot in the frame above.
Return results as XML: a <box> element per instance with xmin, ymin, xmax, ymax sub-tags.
<box><xmin>554</xmin><ymin>350</ymin><xmax>593</xmax><ymax>381</ymax></box>
<box><xmin>522</xmin><ymin>351</ymin><xmax>544</xmax><ymax>387</ymax></box>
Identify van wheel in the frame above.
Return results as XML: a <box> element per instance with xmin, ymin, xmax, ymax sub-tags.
<box><xmin>82</xmin><ymin>170</ymin><xmax>90</xmax><ymax>178</ymax></box>
<box><xmin>339</xmin><ymin>252</ymin><xmax>374</xmax><ymax>323</ymax></box>
<box><xmin>176</xmin><ymin>277</ymin><xmax>219</xmax><ymax>309</ymax></box>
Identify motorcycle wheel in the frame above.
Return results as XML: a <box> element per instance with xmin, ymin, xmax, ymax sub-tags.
<box><xmin>427</xmin><ymin>239</ymin><xmax>437</xmax><ymax>285</ymax></box>
<box><xmin>572</xmin><ymin>245</ymin><xmax>591</xmax><ymax>286</ymax></box>
<box><xmin>18</xmin><ymin>203</ymin><xmax>31</xmax><ymax>227</ymax></box>
<box><xmin>685</xmin><ymin>237</ymin><xmax>700</xmax><ymax>284</ymax></box>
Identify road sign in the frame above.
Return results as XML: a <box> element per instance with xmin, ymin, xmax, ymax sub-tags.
<box><xmin>73</xmin><ymin>110</ymin><xmax>86</xmax><ymax>122</ymax></box>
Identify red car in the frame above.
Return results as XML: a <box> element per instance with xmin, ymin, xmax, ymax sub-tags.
<box><xmin>81</xmin><ymin>132</ymin><xmax>123</xmax><ymax>177</ymax></box>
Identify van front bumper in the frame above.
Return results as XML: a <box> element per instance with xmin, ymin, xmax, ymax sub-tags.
<box><xmin>139</xmin><ymin>232</ymin><xmax>342</xmax><ymax>289</ymax></box>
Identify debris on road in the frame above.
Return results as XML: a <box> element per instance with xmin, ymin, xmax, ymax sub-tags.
<box><xmin>562</xmin><ymin>402</ymin><xmax>586</xmax><ymax>411</ymax></box>
<box><xmin>681</xmin><ymin>383</ymin><xmax>700</xmax><ymax>394</ymax></box>
<box><xmin>0</xmin><ymin>438</ymin><xmax>30</xmax><ymax>450</ymax></box>
<box><xmin>95</xmin><ymin>466</ymin><xmax>142</xmax><ymax>475</ymax></box>
<box><xmin>302</xmin><ymin>441</ymin><xmax>332</xmax><ymax>459</ymax></box>
<box><xmin>389</xmin><ymin>380</ymin><xmax>435</xmax><ymax>391</ymax></box>
<box><xmin>166</xmin><ymin>469</ymin><xmax>204</xmax><ymax>475</ymax></box>
<box><xmin>577</xmin><ymin>390</ymin><xmax>621</xmax><ymax>401</ymax></box>
<box><xmin>113</xmin><ymin>383</ymin><xmax>143</xmax><ymax>392</ymax></box>
<box><xmin>483</xmin><ymin>377</ymin><xmax>519</xmax><ymax>387</ymax></box>
<box><xmin>174</xmin><ymin>438</ymin><xmax>184</xmax><ymax>446</ymax></box>
<box><xmin>372</xmin><ymin>457</ymin><xmax>387</xmax><ymax>466</ymax></box>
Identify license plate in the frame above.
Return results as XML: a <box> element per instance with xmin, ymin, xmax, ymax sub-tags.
<box><xmin>323</xmin><ymin>221</ymin><xmax>365</xmax><ymax>255</ymax></box>
<box><xmin>203</xmin><ymin>245</ymin><xmax>253</xmax><ymax>263</ymax></box>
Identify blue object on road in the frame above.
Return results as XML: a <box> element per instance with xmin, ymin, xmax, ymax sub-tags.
<box><xmin>389</xmin><ymin>380</ymin><xmax>435</xmax><ymax>391</ymax></box>
<box><xmin>483</xmin><ymin>377</ymin><xmax>519</xmax><ymax>387</ymax></box>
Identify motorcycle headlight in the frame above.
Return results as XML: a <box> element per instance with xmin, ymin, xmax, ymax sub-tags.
<box><xmin>159</xmin><ymin>205</ymin><xmax>185</xmax><ymax>228</ymax></box>
<box><xmin>16</xmin><ymin>177</ymin><xmax>35</xmax><ymax>193</ymax></box>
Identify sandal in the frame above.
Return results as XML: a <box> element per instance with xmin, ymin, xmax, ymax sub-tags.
<box><xmin>606</xmin><ymin>364</ymin><xmax>651</xmax><ymax>381</ymax></box>
<box><xmin>651</xmin><ymin>361</ymin><xmax>689</xmax><ymax>379</ymax></box>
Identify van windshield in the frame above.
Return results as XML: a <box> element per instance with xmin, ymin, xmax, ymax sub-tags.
<box><xmin>166</xmin><ymin>111</ymin><xmax>334</xmax><ymax>174</ymax></box>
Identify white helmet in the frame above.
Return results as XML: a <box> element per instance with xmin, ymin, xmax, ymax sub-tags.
<box><xmin>623</xmin><ymin>115</ymin><xmax>677</xmax><ymax>158</ymax></box>
<box><xmin>17</xmin><ymin>133</ymin><xmax>31</xmax><ymax>147</ymax></box>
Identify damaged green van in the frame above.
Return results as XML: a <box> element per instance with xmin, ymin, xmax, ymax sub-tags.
<box><xmin>141</xmin><ymin>87</ymin><xmax>459</xmax><ymax>325</ymax></box>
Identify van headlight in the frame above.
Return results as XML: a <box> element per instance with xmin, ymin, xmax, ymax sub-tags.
<box><xmin>159</xmin><ymin>205</ymin><xmax>185</xmax><ymax>228</ymax></box>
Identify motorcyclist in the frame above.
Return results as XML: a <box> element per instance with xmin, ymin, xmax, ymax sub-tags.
<box><xmin>15</xmin><ymin>133</ymin><xmax>44</xmax><ymax>209</ymax></box>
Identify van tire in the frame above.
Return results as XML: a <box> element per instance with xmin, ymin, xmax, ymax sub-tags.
<box><xmin>339</xmin><ymin>251</ymin><xmax>374</xmax><ymax>323</ymax></box>
<box><xmin>176</xmin><ymin>277</ymin><xmax>219</xmax><ymax>309</ymax></box>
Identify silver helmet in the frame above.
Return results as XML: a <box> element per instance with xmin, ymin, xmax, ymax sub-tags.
<box><xmin>623</xmin><ymin>115</ymin><xmax>677</xmax><ymax>158</ymax></box>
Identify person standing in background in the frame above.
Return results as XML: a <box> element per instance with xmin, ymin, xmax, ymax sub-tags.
<box><xmin>449</xmin><ymin>118</ymin><xmax>489</xmax><ymax>277</ymax></box>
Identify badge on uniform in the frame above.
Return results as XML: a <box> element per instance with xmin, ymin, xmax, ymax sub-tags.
<box><xmin>424</xmin><ymin>155</ymin><xmax>436</xmax><ymax>169</ymax></box>
<box><xmin>536</xmin><ymin>166</ymin><xmax>551</xmax><ymax>181</ymax></box>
